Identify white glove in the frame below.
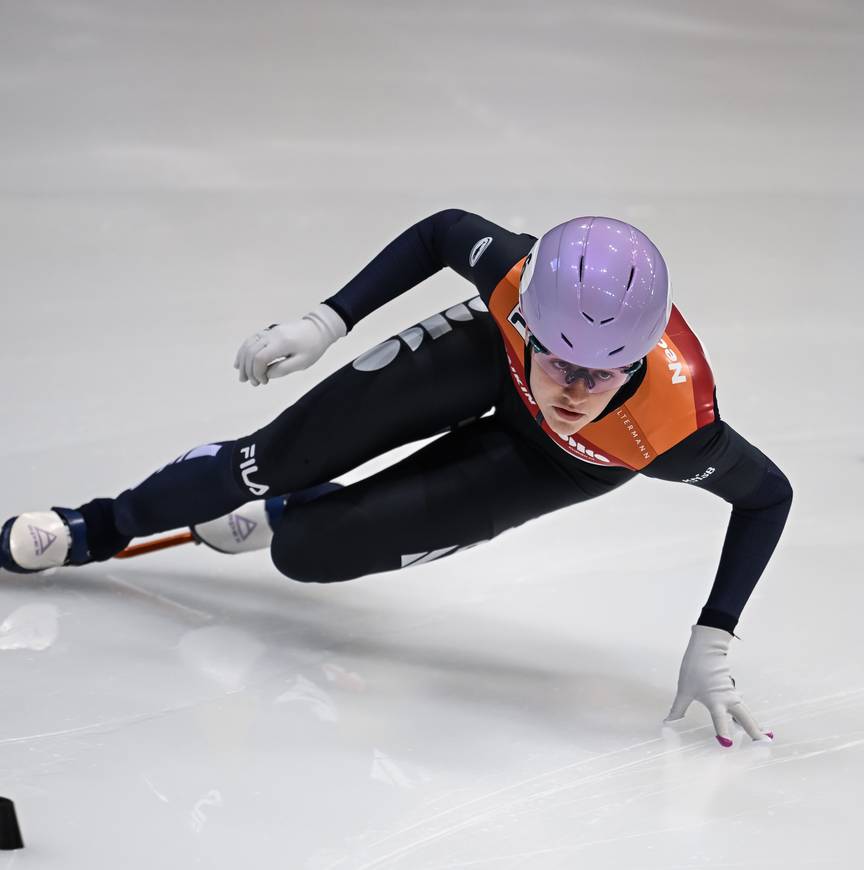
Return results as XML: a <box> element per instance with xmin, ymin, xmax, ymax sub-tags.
<box><xmin>234</xmin><ymin>303</ymin><xmax>347</xmax><ymax>386</ymax></box>
<box><xmin>665</xmin><ymin>625</ymin><xmax>773</xmax><ymax>747</ymax></box>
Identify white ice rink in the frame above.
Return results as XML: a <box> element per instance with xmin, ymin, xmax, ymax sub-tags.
<box><xmin>1</xmin><ymin>1</ymin><xmax>862</xmax><ymax>867</ymax></box>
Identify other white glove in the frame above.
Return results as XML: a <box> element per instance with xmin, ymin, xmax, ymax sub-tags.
<box><xmin>665</xmin><ymin>625</ymin><xmax>773</xmax><ymax>747</ymax></box>
<box><xmin>234</xmin><ymin>303</ymin><xmax>347</xmax><ymax>386</ymax></box>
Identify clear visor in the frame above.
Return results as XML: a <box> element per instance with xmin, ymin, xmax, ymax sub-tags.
<box><xmin>528</xmin><ymin>333</ymin><xmax>642</xmax><ymax>394</ymax></box>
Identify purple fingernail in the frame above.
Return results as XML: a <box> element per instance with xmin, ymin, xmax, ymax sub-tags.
<box><xmin>716</xmin><ymin>735</ymin><xmax>734</xmax><ymax>748</ymax></box>
<box><xmin>764</xmin><ymin>731</ymin><xmax>774</xmax><ymax>740</ymax></box>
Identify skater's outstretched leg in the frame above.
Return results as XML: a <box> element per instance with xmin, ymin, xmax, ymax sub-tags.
<box><xmin>77</xmin><ymin>447</ymin><xmax>346</xmax><ymax>561</ymax></box>
<box><xmin>1</xmin><ymin>442</ymin><xmax>257</xmax><ymax>572</ymax></box>
<box><xmin>2</xmin><ymin>299</ymin><xmax>504</xmax><ymax>573</ymax></box>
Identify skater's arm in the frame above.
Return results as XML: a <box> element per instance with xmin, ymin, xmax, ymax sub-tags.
<box><xmin>235</xmin><ymin>210</ymin><xmax>532</xmax><ymax>386</ymax></box>
<box><xmin>323</xmin><ymin>211</ymin><xmax>536</xmax><ymax>331</ymax></box>
<box><xmin>643</xmin><ymin>420</ymin><xmax>793</xmax><ymax>634</ymax></box>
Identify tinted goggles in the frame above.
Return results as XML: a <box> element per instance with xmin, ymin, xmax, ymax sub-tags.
<box><xmin>528</xmin><ymin>334</ymin><xmax>643</xmax><ymax>394</ymax></box>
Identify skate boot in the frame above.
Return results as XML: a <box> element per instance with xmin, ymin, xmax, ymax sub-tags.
<box><xmin>192</xmin><ymin>497</ymin><xmax>285</xmax><ymax>554</ymax></box>
<box><xmin>1</xmin><ymin>507</ymin><xmax>91</xmax><ymax>574</ymax></box>
<box><xmin>192</xmin><ymin>482</ymin><xmax>342</xmax><ymax>555</ymax></box>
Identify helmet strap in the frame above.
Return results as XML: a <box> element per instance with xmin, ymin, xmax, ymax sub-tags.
<box><xmin>522</xmin><ymin>339</ymin><xmax>545</xmax><ymax>425</ymax></box>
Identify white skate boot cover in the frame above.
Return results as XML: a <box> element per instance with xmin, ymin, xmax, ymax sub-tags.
<box><xmin>193</xmin><ymin>500</ymin><xmax>274</xmax><ymax>554</ymax></box>
<box><xmin>7</xmin><ymin>511</ymin><xmax>72</xmax><ymax>571</ymax></box>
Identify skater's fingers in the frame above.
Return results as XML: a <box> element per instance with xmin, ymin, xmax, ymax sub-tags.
<box><xmin>234</xmin><ymin>343</ymin><xmax>248</xmax><ymax>378</ymax></box>
<box><xmin>664</xmin><ymin>692</ymin><xmax>692</xmax><ymax>722</ymax></box>
<box><xmin>237</xmin><ymin>333</ymin><xmax>266</xmax><ymax>373</ymax></box>
<box><xmin>267</xmin><ymin>356</ymin><xmax>304</xmax><ymax>379</ymax></box>
<box><xmin>237</xmin><ymin>341</ymin><xmax>257</xmax><ymax>382</ymax></box>
<box><xmin>709</xmin><ymin>705</ymin><xmax>733</xmax><ymax>748</ymax></box>
<box><xmin>239</xmin><ymin>351</ymin><xmax>252</xmax><ymax>384</ymax></box>
<box><xmin>242</xmin><ymin>353</ymin><xmax>260</xmax><ymax>386</ymax></box>
<box><xmin>251</xmin><ymin>347</ymin><xmax>274</xmax><ymax>385</ymax></box>
<box><xmin>729</xmin><ymin>701</ymin><xmax>770</xmax><ymax>741</ymax></box>
<box><xmin>238</xmin><ymin>350</ymin><xmax>254</xmax><ymax>382</ymax></box>
<box><xmin>239</xmin><ymin>334</ymin><xmax>258</xmax><ymax>357</ymax></box>
<box><xmin>234</xmin><ymin>340</ymin><xmax>248</xmax><ymax>369</ymax></box>
<box><xmin>243</xmin><ymin>340</ymin><xmax>267</xmax><ymax>385</ymax></box>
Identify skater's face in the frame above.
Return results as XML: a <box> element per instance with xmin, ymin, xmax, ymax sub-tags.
<box><xmin>528</xmin><ymin>346</ymin><xmax>622</xmax><ymax>437</ymax></box>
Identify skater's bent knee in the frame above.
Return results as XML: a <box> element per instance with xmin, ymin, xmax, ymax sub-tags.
<box><xmin>270</xmin><ymin>506</ymin><xmax>365</xmax><ymax>584</ymax></box>
<box><xmin>271</xmin><ymin>541</ymin><xmax>362</xmax><ymax>583</ymax></box>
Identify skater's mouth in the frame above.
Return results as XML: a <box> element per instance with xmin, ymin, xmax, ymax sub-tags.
<box><xmin>552</xmin><ymin>405</ymin><xmax>586</xmax><ymax>421</ymax></box>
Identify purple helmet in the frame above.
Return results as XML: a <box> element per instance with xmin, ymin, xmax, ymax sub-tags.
<box><xmin>519</xmin><ymin>217</ymin><xmax>671</xmax><ymax>368</ymax></box>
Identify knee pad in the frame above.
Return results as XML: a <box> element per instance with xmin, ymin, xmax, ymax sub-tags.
<box><xmin>270</xmin><ymin>501</ymin><xmax>364</xmax><ymax>584</ymax></box>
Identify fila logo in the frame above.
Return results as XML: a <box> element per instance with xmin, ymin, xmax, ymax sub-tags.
<box><xmin>469</xmin><ymin>236</ymin><xmax>493</xmax><ymax>267</ymax></box>
<box><xmin>657</xmin><ymin>338</ymin><xmax>687</xmax><ymax>384</ymax></box>
<box><xmin>238</xmin><ymin>444</ymin><xmax>270</xmax><ymax>496</ymax></box>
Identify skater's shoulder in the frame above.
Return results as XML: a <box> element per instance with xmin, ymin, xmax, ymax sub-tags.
<box><xmin>442</xmin><ymin>212</ymin><xmax>536</xmax><ymax>301</ymax></box>
<box><xmin>606</xmin><ymin>305</ymin><xmax>717</xmax><ymax>458</ymax></box>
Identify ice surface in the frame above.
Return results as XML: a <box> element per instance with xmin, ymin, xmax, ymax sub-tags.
<box><xmin>1</xmin><ymin>1</ymin><xmax>862</xmax><ymax>867</ymax></box>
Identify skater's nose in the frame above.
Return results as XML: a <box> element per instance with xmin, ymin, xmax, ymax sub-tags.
<box><xmin>562</xmin><ymin>378</ymin><xmax>592</xmax><ymax>402</ymax></box>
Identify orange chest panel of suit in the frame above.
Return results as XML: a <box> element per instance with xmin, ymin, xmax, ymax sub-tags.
<box><xmin>488</xmin><ymin>259</ymin><xmax>717</xmax><ymax>470</ymax></box>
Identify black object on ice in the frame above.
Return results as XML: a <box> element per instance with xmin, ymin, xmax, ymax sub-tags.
<box><xmin>0</xmin><ymin>796</ymin><xmax>24</xmax><ymax>850</ymax></box>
